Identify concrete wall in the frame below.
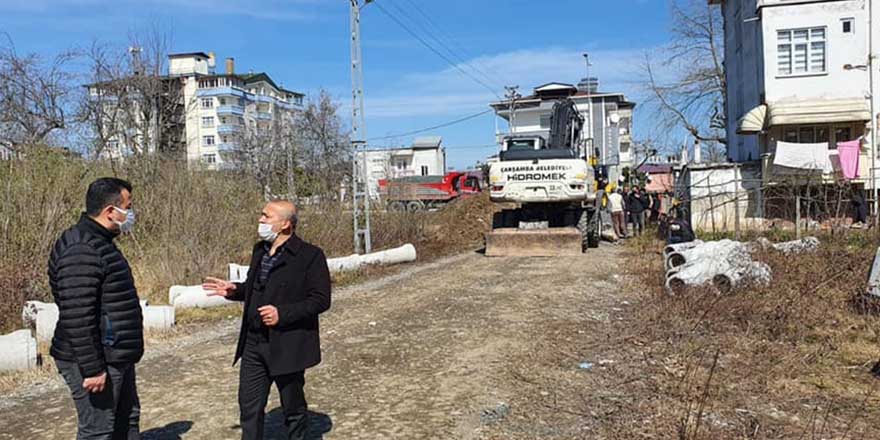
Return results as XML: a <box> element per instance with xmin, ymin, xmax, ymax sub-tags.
<box><xmin>681</xmin><ymin>163</ymin><xmax>765</xmax><ymax>232</ymax></box>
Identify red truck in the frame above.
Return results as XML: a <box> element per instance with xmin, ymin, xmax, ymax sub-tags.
<box><xmin>379</xmin><ymin>171</ymin><xmax>483</xmax><ymax>211</ymax></box>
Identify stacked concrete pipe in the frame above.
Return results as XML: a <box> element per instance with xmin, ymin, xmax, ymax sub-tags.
<box><xmin>23</xmin><ymin>299</ymin><xmax>175</xmax><ymax>342</ymax></box>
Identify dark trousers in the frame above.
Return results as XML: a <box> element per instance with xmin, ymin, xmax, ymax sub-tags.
<box><xmin>630</xmin><ymin>212</ymin><xmax>644</xmax><ymax>236</ymax></box>
<box><xmin>239</xmin><ymin>331</ymin><xmax>308</xmax><ymax>440</ymax></box>
<box><xmin>56</xmin><ymin>359</ymin><xmax>140</xmax><ymax>440</ymax></box>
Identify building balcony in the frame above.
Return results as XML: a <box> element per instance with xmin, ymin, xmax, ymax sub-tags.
<box><xmin>216</xmin><ymin>105</ymin><xmax>245</xmax><ymax>115</ymax></box>
<box><xmin>196</xmin><ymin>87</ymin><xmax>247</xmax><ymax>98</ymax></box>
<box><xmin>217</xmin><ymin>124</ymin><xmax>243</xmax><ymax>134</ymax></box>
<box><xmin>257</xmin><ymin>111</ymin><xmax>272</xmax><ymax>120</ymax></box>
<box><xmin>216</xmin><ymin>143</ymin><xmax>238</xmax><ymax>153</ymax></box>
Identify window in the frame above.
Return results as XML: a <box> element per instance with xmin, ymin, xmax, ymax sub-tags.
<box><xmin>395</xmin><ymin>160</ymin><xmax>408</xmax><ymax>171</ymax></box>
<box><xmin>842</xmin><ymin>18</ymin><xmax>854</xmax><ymax>34</ymax></box>
<box><xmin>220</xmin><ymin>117</ymin><xmax>227</xmax><ymax>124</ymax></box>
<box><xmin>202</xmin><ymin>153</ymin><xmax>217</xmax><ymax>164</ymax></box>
<box><xmin>201</xmin><ymin>116</ymin><xmax>214</xmax><ymax>128</ymax></box>
<box><xmin>203</xmin><ymin>135</ymin><xmax>215</xmax><ymax>146</ymax></box>
<box><xmin>835</xmin><ymin>126</ymin><xmax>853</xmax><ymax>144</ymax></box>
<box><xmin>421</xmin><ymin>165</ymin><xmax>429</xmax><ymax>176</ymax></box>
<box><xmin>201</xmin><ymin>98</ymin><xmax>213</xmax><ymax>108</ymax></box>
<box><xmin>539</xmin><ymin>115</ymin><xmax>552</xmax><ymax>129</ymax></box>
<box><xmin>219</xmin><ymin>97</ymin><xmax>227</xmax><ymax>105</ymax></box>
<box><xmin>777</xmin><ymin>27</ymin><xmax>826</xmax><ymax>75</ymax></box>
<box><xmin>221</xmin><ymin>135</ymin><xmax>229</xmax><ymax>144</ymax></box>
<box><xmin>781</xmin><ymin>125</ymin><xmax>831</xmax><ymax>144</ymax></box>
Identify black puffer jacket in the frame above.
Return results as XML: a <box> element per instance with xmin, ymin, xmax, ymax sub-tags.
<box><xmin>48</xmin><ymin>214</ymin><xmax>144</xmax><ymax>377</ymax></box>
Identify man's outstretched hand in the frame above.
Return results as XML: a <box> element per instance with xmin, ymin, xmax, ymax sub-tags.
<box><xmin>203</xmin><ymin>277</ymin><xmax>237</xmax><ymax>297</ymax></box>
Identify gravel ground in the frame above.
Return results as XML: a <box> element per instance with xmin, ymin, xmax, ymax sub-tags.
<box><xmin>0</xmin><ymin>246</ymin><xmax>635</xmax><ymax>439</ymax></box>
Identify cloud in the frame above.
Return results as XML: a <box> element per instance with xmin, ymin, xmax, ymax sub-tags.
<box><xmin>364</xmin><ymin>46</ymin><xmax>652</xmax><ymax>119</ymax></box>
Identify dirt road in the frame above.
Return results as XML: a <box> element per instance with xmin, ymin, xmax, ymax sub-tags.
<box><xmin>0</xmin><ymin>246</ymin><xmax>636</xmax><ymax>439</ymax></box>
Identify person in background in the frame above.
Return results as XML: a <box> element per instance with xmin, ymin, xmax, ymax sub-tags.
<box><xmin>48</xmin><ymin>177</ymin><xmax>144</xmax><ymax>440</ymax></box>
<box><xmin>650</xmin><ymin>191</ymin><xmax>662</xmax><ymax>224</ymax></box>
<box><xmin>622</xmin><ymin>185</ymin><xmax>632</xmax><ymax>233</ymax></box>
<box><xmin>627</xmin><ymin>186</ymin><xmax>647</xmax><ymax>236</ymax></box>
<box><xmin>607</xmin><ymin>187</ymin><xmax>626</xmax><ymax>239</ymax></box>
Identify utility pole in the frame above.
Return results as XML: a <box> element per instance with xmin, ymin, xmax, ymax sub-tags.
<box><xmin>504</xmin><ymin>85</ymin><xmax>521</xmax><ymax>134</ymax></box>
<box><xmin>583</xmin><ymin>53</ymin><xmax>593</xmax><ymax>161</ymax></box>
<box><xmin>350</xmin><ymin>0</ymin><xmax>372</xmax><ymax>254</ymax></box>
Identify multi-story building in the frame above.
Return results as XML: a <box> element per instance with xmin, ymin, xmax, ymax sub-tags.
<box><xmin>88</xmin><ymin>51</ymin><xmax>304</xmax><ymax>168</ymax></box>
<box><xmin>713</xmin><ymin>0</ymin><xmax>875</xmax><ymax>186</ymax></box>
<box><xmin>489</xmin><ymin>78</ymin><xmax>636</xmax><ymax>181</ymax></box>
<box><xmin>359</xmin><ymin>136</ymin><xmax>447</xmax><ymax>197</ymax></box>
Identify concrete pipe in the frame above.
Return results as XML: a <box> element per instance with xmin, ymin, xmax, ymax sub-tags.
<box><xmin>663</xmin><ymin>240</ymin><xmax>704</xmax><ymax>258</ymax></box>
<box><xmin>22</xmin><ymin>300</ymin><xmax>56</xmax><ymax>329</ymax></box>
<box><xmin>228</xmin><ymin>263</ymin><xmax>248</xmax><ymax>283</ymax></box>
<box><xmin>666</xmin><ymin>240</ymin><xmax>748</xmax><ymax>270</ymax></box>
<box><xmin>142</xmin><ymin>305</ymin><xmax>175</xmax><ymax>329</ymax></box>
<box><xmin>327</xmin><ymin>244</ymin><xmax>417</xmax><ymax>273</ymax></box>
<box><xmin>760</xmin><ymin>237</ymin><xmax>820</xmax><ymax>255</ymax></box>
<box><xmin>169</xmin><ymin>285</ymin><xmax>231</xmax><ymax>309</ymax></box>
<box><xmin>665</xmin><ymin>256</ymin><xmax>738</xmax><ymax>295</ymax></box>
<box><xmin>0</xmin><ymin>330</ymin><xmax>39</xmax><ymax>371</ymax></box>
<box><xmin>711</xmin><ymin>262</ymin><xmax>772</xmax><ymax>294</ymax></box>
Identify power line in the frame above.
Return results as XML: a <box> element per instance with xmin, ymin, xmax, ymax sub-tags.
<box><xmin>372</xmin><ymin>0</ymin><xmax>503</xmax><ymax>100</ymax></box>
<box><xmin>367</xmin><ymin>109</ymin><xmax>493</xmax><ymax>141</ymax></box>
<box><xmin>389</xmin><ymin>0</ymin><xmax>505</xmax><ymax>91</ymax></box>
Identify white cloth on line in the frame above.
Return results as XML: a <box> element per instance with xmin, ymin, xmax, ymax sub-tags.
<box><xmin>773</xmin><ymin>141</ymin><xmax>832</xmax><ymax>172</ymax></box>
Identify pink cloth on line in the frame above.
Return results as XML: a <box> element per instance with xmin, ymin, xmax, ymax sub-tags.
<box><xmin>836</xmin><ymin>140</ymin><xmax>861</xmax><ymax>180</ymax></box>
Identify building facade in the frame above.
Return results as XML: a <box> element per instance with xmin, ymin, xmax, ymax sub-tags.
<box><xmin>360</xmin><ymin>136</ymin><xmax>447</xmax><ymax>197</ymax></box>
<box><xmin>89</xmin><ymin>51</ymin><xmax>304</xmax><ymax>169</ymax></box>
<box><xmin>490</xmin><ymin>79</ymin><xmax>636</xmax><ymax>181</ymax></box>
<box><xmin>714</xmin><ymin>0</ymin><xmax>876</xmax><ymax>188</ymax></box>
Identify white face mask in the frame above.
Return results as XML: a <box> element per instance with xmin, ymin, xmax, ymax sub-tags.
<box><xmin>258</xmin><ymin>223</ymin><xmax>278</xmax><ymax>242</ymax></box>
<box><xmin>113</xmin><ymin>206</ymin><xmax>136</xmax><ymax>234</ymax></box>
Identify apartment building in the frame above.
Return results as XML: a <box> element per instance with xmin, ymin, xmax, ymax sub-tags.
<box><xmin>490</xmin><ymin>78</ymin><xmax>636</xmax><ymax>182</ymax></box>
<box><xmin>88</xmin><ymin>51</ymin><xmax>304</xmax><ymax>169</ymax></box>
<box><xmin>714</xmin><ymin>0</ymin><xmax>875</xmax><ymax>186</ymax></box>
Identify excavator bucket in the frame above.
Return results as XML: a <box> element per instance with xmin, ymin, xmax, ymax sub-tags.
<box><xmin>484</xmin><ymin>227</ymin><xmax>583</xmax><ymax>257</ymax></box>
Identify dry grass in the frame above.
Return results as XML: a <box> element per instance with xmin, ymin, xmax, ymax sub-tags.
<box><xmin>618</xmin><ymin>228</ymin><xmax>880</xmax><ymax>438</ymax></box>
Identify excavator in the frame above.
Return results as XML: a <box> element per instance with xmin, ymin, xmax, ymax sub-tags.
<box><xmin>486</xmin><ymin>98</ymin><xmax>604</xmax><ymax>256</ymax></box>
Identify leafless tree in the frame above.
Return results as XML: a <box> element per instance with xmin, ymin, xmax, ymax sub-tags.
<box><xmin>79</xmin><ymin>29</ymin><xmax>185</xmax><ymax>159</ymax></box>
<box><xmin>642</xmin><ymin>0</ymin><xmax>727</xmax><ymax>150</ymax></box>
<box><xmin>294</xmin><ymin>91</ymin><xmax>351</xmax><ymax>200</ymax></box>
<box><xmin>0</xmin><ymin>34</ymin><xmax>76</xmax><ymax>153</ymax></box>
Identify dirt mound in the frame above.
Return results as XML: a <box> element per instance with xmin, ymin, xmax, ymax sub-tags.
<box><xmin>421</xmin><ymin>192</ymin><xmax>498</xmax><ymax>257</ymax></box>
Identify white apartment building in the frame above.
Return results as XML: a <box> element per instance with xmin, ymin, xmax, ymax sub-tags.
<box><xmin>359</xmin><ymin>136</ymin><xmax>447</xmax><ymax>197</ymax></box>
<box><xmin>490</xmin><ymin>79</ymin><xmax>636</xmax><ymax>182</ymax></box>
<box><xmin>714</xmin><ymin>0</ymin><xmax>877</xmax><ymax>187</ymax></box>
<box><xmin>89</xmin><ymin>51</ymin><xmax>304</xmax><ymax>168</ymax></box>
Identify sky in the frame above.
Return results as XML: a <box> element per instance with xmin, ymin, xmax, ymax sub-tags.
<box><xmin>0</xmin><ymin>0</ymin><xmax>676</xmax><ymax>169</ymax></box>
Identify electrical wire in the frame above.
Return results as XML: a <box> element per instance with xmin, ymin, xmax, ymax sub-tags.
<box><xmin>367</xmin><ymin>109</ymin><xmax>493</xmax><ymax>141</ymax></box>
<box><xmin>371</xmin><ymin>0</ymin><xmax>504</xmax><ymax>101</ymax></box>
<box><xmin>389</xmin><ymin>0</ymin><xmax>505</xmax><ymax>91</ymax></box>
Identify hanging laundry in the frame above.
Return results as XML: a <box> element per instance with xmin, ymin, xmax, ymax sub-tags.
<box><xmin>836</xmin><ymin>139</ymin><xmax>861</xmax><ymax>180</ymax></box>
<box><xmin>773</xmin><ymin>141</ymin><xmax>832</xmax><ymax>172</ymax></box>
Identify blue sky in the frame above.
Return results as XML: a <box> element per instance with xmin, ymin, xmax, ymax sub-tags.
<box><xmin>0</xmin><ymin>0</ymin><xmax>673</xmax><ymax>169</ymax></box>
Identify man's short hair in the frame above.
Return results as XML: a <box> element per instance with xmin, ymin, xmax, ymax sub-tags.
<box><xmin>270</xmin><ymin>199</ymin><xmax>298</xmax><ymax>230</ymax></box>
<box><xmin>86</xmin><ymin>178</ymin><xmax>133</xmax><ymax>216</ymax></box>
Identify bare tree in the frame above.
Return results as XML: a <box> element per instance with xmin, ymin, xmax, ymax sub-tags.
<box><xmin>642</xmin><ymin>0</ymin><xmax>727</xmax><ymax>149</ymax></box>
<box><xmin>80</xmin><ymin>29</ymin><xmax>185</xmax><ymax>159</ymax></box>
<box><xmin>294</xmin><ymin>91</ymin><xmax>351</xmax><ymax>200</ymax></box>
<box><xmin>0</xmin><ymin>34</ymin><xmax>76</xmax><ymax>153</ymax></box>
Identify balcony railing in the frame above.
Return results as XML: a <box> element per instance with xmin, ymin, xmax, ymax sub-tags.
<box><xmin>217</xmin><ymin>124</ymin><xmax>242</xmax><ymax>134</ymax></box>
<box><xmin>216</xmin><ymin>105</ymin><xmax>245</xmax><ymax>115</ymax></box>
<box><xmin>257</xmin><ymin>112</ymin><xmax>272</xmax><ymax>120</ymax></box>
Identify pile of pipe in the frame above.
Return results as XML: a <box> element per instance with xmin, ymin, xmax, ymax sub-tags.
<box><xmin>21</xmin><ymin>299</ymin><xmax>175</xmax><ymax>342</ymax></box>
<box><xmin>0</xmin><ymin>330</ymin><xmax>39</xmax><ymax>372</ymax></box>
<box><xmin>664</xmin><ymin>237</ymin><xmax>820</xmax><ymax>294</ymax></box>
<box><xmin>171</xmin><ymin>243</ymin><xmax>418</xmax><ymax>309</ymax></box>
<box><xmin>664</xmin><ymin>239</ymin><xmax>769</xmax><ymax>295</ymax></box>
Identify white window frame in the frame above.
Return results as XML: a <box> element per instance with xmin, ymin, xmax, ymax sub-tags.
<box><xmin>777</xmin><ymin>27</ymin><xmax>827</xmax><ymax>77</ymax></box>
<box><xmin>201</xmin><ymin>116</ymin><xmax>214</xmax><ymax>128</ymax></box>
<box><xmin>842</xmin><ymin>18</ymin><xmax>855</xmax><ymax>34</ymax></box>
<box><xmin>201</xmin><ymin>98</ymin><xmax>213</xmax><ymax>108</ymax></box>
<box><xmin>202</xmin><ymin>153</ymin><xmax>217</xmax><ymax>164</ymax></box>
<box><xmin>202</xmin><ymin>135</ymin><xmax>215</xmax><ymax>146</ymax></box>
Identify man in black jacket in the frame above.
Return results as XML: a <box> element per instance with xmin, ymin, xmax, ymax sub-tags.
<box><xmin>204</xmin><ymin>200</ymin><xmax>331</xmax><ymax>440</ymax></box>
<box><xmin>48</xmin><ymin>177</ymin><xmax>143</xmax><ymax>440</ymax></box>
<box><xmin>626</xmin><ymin>186</ymin><xmax>647</xmax><ymax>236</ymax></box>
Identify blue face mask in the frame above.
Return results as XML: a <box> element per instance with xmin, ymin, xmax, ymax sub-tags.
<box><xmin>113</xmin><ymin>206</ymin><xmax>136</xmax><ymax>234</ymax></box>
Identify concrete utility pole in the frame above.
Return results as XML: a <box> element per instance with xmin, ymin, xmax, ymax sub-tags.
<box><xmin>350</xmin><ymin>0</ymin><xmax>372</xmax><ymax>254</ymax></box>
<box><xmin>504</xmin><ymin>85</ymin><xmax>521</xmax><ymax>134</ymax></box>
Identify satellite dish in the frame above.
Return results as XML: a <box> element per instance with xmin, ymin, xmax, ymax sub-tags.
<box><xmin>609</xmin><ymin>113</ymin><xmax>621</xmax><ymax>124</ymax></box>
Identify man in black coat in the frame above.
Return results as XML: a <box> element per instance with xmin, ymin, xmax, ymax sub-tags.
<box><xmin>48</xmin><ymin>177</ymin><xmax>143</xmax><ymax>439</ymax></box>
<box><xmin>626</xmin><ymin>186</ymin><xmax>648</xmax><ymax>236</ymax></box>
<box><xmin>204</xmin><ymin>200</ymin><xmax>331</xmax><ymax>440</ymax></box>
